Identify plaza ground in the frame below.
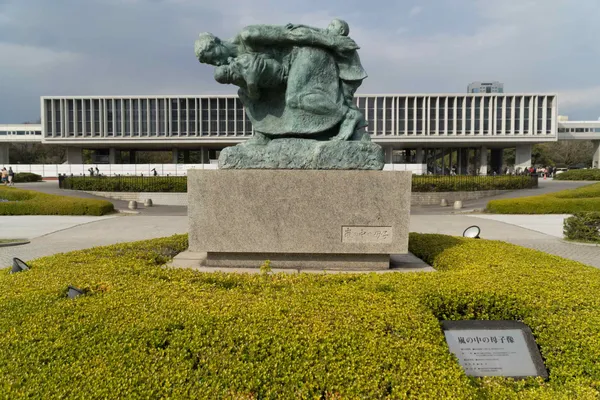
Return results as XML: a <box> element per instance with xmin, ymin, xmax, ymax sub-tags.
<box><xmin>2</xmin><ymin>179</ymin><xmax>599</xmax><ymax>269</ymax></box>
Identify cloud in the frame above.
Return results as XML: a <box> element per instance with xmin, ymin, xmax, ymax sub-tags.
<box><xmin>1</xmin><ymin>0</ymin><xmax>600</xmax><ymax>122</ymax></box>
<box><xmin>408</xmin><ymin>5</ymin><xmax>422</xmax><ymax>18</ymax></box>
<box><xmin>0</xmin><ymin>42</ymin><xmax>81</xmax><ymax>70</ymax></box>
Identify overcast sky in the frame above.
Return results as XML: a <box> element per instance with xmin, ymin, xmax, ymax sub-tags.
<box><xmin>1</xmin><ymin>0</ymin><xmax>600</xmax><ymax>123</ymax></box>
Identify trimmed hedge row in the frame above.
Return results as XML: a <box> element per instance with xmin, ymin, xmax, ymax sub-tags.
<box><xmin>564</xmin><ymin>212</ymin><xmax>600</xmax><ymax>243</ymax></box>
<box><xmin>486</xmin><ymin>182</ymin><xmax>600</xmax><ymax>214</ymax></box>
<box><xmin>13</xmin><ymin>172</ymin><xmax>42</xmax><ymax>183</ymax></box>
<box><xmin>1</xmin><ymin>233</ymin><xmax>600</xmax><ymax>397</ymax></box>
<box><xmin>413</xmin><ymin>175</ymin><xmax>537</xmax><ymax>192</ymax></box>
<box><xmin>63</xmin><ymin>175</ymin><xmax>537</xmax><ymax>193</ymax></box>
<box><xmin>63</xmin><ymin>176</ymin><xmax>187</xmax><ymax>192</ymax></box>
<box><xmin>554</xmin><ymin>169</ymin><xmax>600</xmax><ymax>181</ymax></box>
<box><xmin>0</xmin><ymin>187</ymin><xmax>114</xmax><ymax>215</ymax></box>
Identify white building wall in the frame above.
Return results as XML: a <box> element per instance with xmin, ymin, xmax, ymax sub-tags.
<box><xmin>40</xmin><ymin>94</ymin><xmax>558</xmax><ymax>143</ymax></box>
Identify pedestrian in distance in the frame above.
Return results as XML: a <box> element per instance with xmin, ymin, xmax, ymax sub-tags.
<box><xmin>7</xmin><ymin>167</ymin><xmax>14</xmax><ymax>186</ymax></box>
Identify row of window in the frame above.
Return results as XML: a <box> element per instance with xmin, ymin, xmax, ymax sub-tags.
<box><xmin>43</xmin><ymin>96</ymin><xmax>556</xmax><ymax>137</ymax></box>
<box><xmin>0</xmin><ymin>131</ymin><xmax>42</xmax><ymax>135</ymax></box>
<box><xmin>558</xmin><ymin>127</ymin><xmax>600</xmax><ymax>133</ymax></box>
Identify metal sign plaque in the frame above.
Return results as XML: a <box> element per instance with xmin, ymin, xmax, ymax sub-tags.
<box><xmin>442</xmin><ymin>320</ymin><xmax>548</xmax><ymax>379</ymax></box>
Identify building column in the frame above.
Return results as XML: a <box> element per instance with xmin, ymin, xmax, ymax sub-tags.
<box><xmin>200</xmin><ymin>147</ymin><xmax>210</xmax><ymax>164</ymax></box>
<box><xmin>415</xmin><ymin>147</ymin><xmax>424</xmax><ymax>164</ymax></box>
<box><xmin>0</xmin><ymin>143</ymin><xmax>9</xmax><ymax>165</ymax></box>
<box><xmin>66</xmin><ymin>147</ymin><xmax>83</xmax><ymax>164</ymax></box>
<box><xmin>592</xmin><ymin>141</ymin><xmax>600</xmax><ymax>169</ymax></box>
<box><xmin>479</xmin><ymin>146</ymin><xmax>488</xmax><ymax>175</ymax></box>
<box><xmin>515</xmin><ymin>144</ymin><xmax>532</xmax><ymax>172</ymax></box>
<box><xmin>384</xmin><ymin>146</ymin><xmax>393</xmax><ymax>164</ymax></box>
<box><xmin>491</xmin><ymin>148</ymin><xmax>503</xmax><ymax>175</ymax></box>
<box><xmin>172</xmin><ymin>148</ymin><xmax>179</xmax><ymax>164</ymax></box>
<box><xmin>108</xmin><ymin>148</ymin><xmax>117</xmax><ymax>164</ymax></box>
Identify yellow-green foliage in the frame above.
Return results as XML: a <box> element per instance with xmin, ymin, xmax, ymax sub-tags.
<box><xmin>64</xmin><ymin>176</ymin><xmax>187</xmax><ymax>192</ymax></box>
<box><xmin>486</xmin><ymin>182</ymin><xmax>600</xmax><ymax>214</ymax></box>
<box><xmin>0</xmin><ymin>186</ymin><xmax>114</xmax><ymax>215</ymax></box>
<box><xmin>1</xmin><ymin>234</ymin><xmax>600</xmax><ymax>398</ymax></box>
<box><xmin>554</xmin><ymin>169</ymin><xmax>600</xmax><ymax>181</ymax></box>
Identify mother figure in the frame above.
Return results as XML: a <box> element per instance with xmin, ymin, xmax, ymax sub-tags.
<box><xmin>194</xmin><ymin>23</ymin><xmax>368</xmax><ymax>143</ymax></box>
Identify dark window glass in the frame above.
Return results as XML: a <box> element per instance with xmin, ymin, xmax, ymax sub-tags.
<box><xmin>171</xmin><ymin>99</ymin><xmax>178</xmax><ymax>134</ymax></box>
<box><xmin>93</xmin><ymin>100</ymin><xmax>100</xmax><ymax>135</ymax></box>
<box><xmin>132</xmin><ymin>99</ymin><xmax>139</xmax><ymax>135</ymax></box>
<box><xmin>158</xmin><ymin>99</ymin><xmax>166</xmax><ymax>135</ymax></box>
<box><xmin>149</xmin><ymin>99</ymin><xmax>157</xmax><ymax>136</ymax></box>
<box><xmin>141</xmin><ymin>99</ymin><xmax>148</xmax><ymax>134</ymax></box>
<box><xmin>201</xmin><ymin>98</ymin><xmax>209</xmax><ymax>134</ymax></box>
<box><xmin>106</xmin><ymin>100</ymin><xmax>113</xmax><ymax>135</ymax></box>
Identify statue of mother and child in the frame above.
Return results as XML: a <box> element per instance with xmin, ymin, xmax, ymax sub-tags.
<box><xmin>194</xmin><ymin>19</ymin><xmax>384</xmax><ymax>169</ymax></box>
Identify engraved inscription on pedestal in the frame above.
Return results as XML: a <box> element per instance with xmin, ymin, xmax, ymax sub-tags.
<box><xmin>442</xmin><ymin>320</ymin><xmax>548</xmax><ymax>379</ymax></box>
<box><xmin>341</xmin><ymin>226</ymin><xmax>393</xmax><ymax>244</ymax></box>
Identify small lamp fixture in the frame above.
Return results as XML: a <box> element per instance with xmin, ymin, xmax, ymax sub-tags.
<box><xmin>463</xmin><ymin>225</ymin><xmax>481</xmax><ymax>239</ymax></box>
<box><xmin>11</xmin><ymin>258</ymin><xmax>30</xmax><ymax>273</ymax></box>
<box><xmin>67</xmin><ymin>286</ymin><xmax>85</xmax><ymax>299</ymax></box>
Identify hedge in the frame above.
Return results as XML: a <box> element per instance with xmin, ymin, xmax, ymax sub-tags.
<box><xmin>564</xmin><ymin>212</ymin><xmax>600</xmax><ymax>243</ymax></box>
<box><xmin>554</xmin><ymin>169</ymin><xmax>600</xmax><ymax>181</ymax></box>
<box><xmin>13</xmin><ymin>172</ymin><xmax>42</xmax><ymax>183</ymax></box>
<box><xmin>63</xmin><ymin>175</ymin><xmax>537</xmax><ymax>193</ymax></box>
<box><xmin>1</xmin><ymin>234</ymin><xmax>600</xmax><ymax>398</ymax></box>
<box><xmin>486</xmin><ymin>182</ymin><xmax>600</xmax><ymax>214</ymax></box>
<box><xmin>412</xmin><ymin>175</ymin><xmax>538</xmax><ymax>192</ymax></box>
<box><xmin>0</xmin><ymin>186</ymin><xmax>114</xmax><ymax>215</ymax></box>
<box><xmin>63</xmin><ymin>176</ymin><xmax>187</xmax><ymax>192</ymax></box>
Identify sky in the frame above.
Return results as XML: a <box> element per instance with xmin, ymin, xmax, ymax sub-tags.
<box><xmin>1</xmin><ymin>0</ymin><xmax>600</xmax><ymax>123</ymax></box>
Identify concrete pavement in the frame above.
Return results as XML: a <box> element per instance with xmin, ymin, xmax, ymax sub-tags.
<box><xmin>2</xmin><ymin>212</ymin><xmax>600</xmax><ymax>270</ymax></box>
<box><xmin>3</xmin><ymin>178</ymin><xmax>599</xmax><ymax>270</ymax></box>
<box><xmin>0</xmin><ymin>215</ymin><xmax>187</xmax><ymax>268</ymax></box>
<box><xmin>15</xmin><ymin>182</ymin><xmax>187</xmax><ymax>216</ymax></box>
<box><xmin>1</xmin><ymin>216</ymin><xmax>117</xmax><ymax>239</ymax></box>
<box><xmin>411</xmin><ymin>179</ymin><xmax>595</xmax><ymax>214</ymax></box>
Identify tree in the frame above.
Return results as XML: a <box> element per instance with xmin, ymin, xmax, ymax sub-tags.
<box><xmin>536</xmin><ymin>141</ymin><xmax>595</xmax><ymax>167</ymax></box>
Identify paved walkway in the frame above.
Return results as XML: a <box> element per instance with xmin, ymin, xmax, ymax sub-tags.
<box><xmin>0</xmin><ymin>215</ymin><xmax>187</xmax><ymax>268</ymax></box>
<box><xmin>0</xmin><ymin>215</ymin><xmax>117</xmax><ymax>239</ymax></box>
<box><xmin>2</xmin><ymin>213</ymin><xmax>600</xmax><ymax>270</ymax></box>
<box><xmin>15</xmin><ymin>182</ymin><xmax>187</xmax><ymax>216</ymax></box>
<box><xmin>411</xmin><ymin>179</ymin><xmax>596</xmax><ymax>214</ymax></box>
<box><xmin>3</xmin><ymin>178</ymin><xmax>599</xmax><ymax>270</ymax></box>
<box><xmin>410</xmin><ymin>214</ymin><xmax>600</xmax><ymax>268</ymax></box>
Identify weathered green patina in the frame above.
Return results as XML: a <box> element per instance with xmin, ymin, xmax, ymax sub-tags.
<box><xmin>194</xmin><ymin>20</ymin><xmax>384</xmax><ymax>169</ymax></box>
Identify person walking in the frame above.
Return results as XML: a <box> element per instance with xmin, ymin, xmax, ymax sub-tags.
<box><xmin>7</xmin><ymin>167</ymin><xmax>14</xmax><ymax>186</ymax></box>
<box><xmin>1</xmin><ymin>168</ymin><xmax>7</xmax><ymax>185</ymax></box>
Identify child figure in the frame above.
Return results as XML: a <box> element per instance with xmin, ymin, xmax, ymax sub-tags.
<box><xmin>214</xmin><ymin>52</ymin><xmax>287</xmax><ymax>100</ymax></box>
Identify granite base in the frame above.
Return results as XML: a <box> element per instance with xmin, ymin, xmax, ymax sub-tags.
<box><xmin>185</xmin><ymin>169</ymin><xmax>412</xmax><ymax>271</ymax></box>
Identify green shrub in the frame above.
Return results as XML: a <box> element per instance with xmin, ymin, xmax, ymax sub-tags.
<box><xmin>0</xmin><ymin>186</ymin><xmax>114</xmax><ymax>215</ymax></box>
<box><xmin>64</xmin><ymin>176</ymin><xmax>187</xmax><ymax>192</ymax></box>
<box><xmin>13</xmin><ymin>172</ymin><xmax>42</xmax><ymax>183</ymax></box>
<box><xmin>554</xmin><ymin>169</ymin><xmax>600</xmax><ymax>181</ymax></box>
<box><xmin>2</xmin><ymin>233</ymin><xmax>600</xmax><ymax>398</ymax></box>
<box><xmin>564</xmin><ymin>212</ymin><xmax>600</xmax><ymax>243</ymax></box>
<box><xmin>63</xmin><ymin>175</ymin><xmax>537</xmax><ymax>194</ymax></box>
<box><xmin>412</xmin><ymin>175</ymin><xmax>537</xmax><ymax>192</ymax></box>
<box><xmin>487</xmin><ymin>182</ymin><xmax>600</xmax><ymax>214</ymax></box>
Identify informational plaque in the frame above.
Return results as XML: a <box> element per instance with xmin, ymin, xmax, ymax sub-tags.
<box><xmin>442</xmin><ymin>320</ymin><xmax>548</xmax><ymax>379</ymax></box>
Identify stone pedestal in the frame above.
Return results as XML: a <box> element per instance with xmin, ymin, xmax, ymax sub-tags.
<box><xmin>183</xmin><ymin>169</ymin><xmax>412</xmax><ymax>270</ymax></box>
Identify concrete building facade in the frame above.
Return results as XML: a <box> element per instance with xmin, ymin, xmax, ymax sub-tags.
<box><xmin>2</xmin><ymin>93</ymin><xmax>599</xmax><ymax>174</ymax></box>
<box><xmin>468</xmin><ymin>82</ymin><xmax>504</xmax><ymax>94</ymax></box>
